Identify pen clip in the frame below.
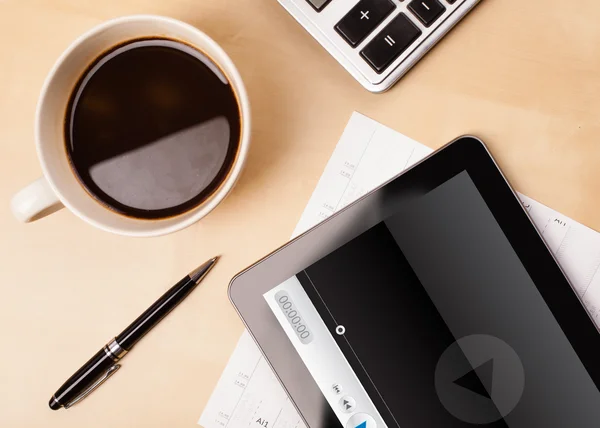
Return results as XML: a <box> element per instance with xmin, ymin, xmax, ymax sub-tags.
<box><xmin>64</xmin><ymin>364</ymin><xmax>121</xmax><ymax>409</ymax></box>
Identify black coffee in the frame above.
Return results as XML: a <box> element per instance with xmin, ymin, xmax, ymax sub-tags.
<box><xmin>65</xmin><ymin>38</ymin><xmax>241</xmax><ymax>219</ymax></box>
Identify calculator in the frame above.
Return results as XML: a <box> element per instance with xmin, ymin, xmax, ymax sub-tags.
<box><xmin>278</xmin><ymin>0</ymin><xmax>482</xmax><ymax>92</ymax></box>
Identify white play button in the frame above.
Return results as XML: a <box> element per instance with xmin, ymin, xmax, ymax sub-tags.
<box><xmin>435</xmin><ymin>334</ymin><xmax>525</xmax><ymax>424</ymax></box>
<box><xmin>452</xmin><ymin>358</ymin><xmax>494</xmax><ymax>399</ymax></box>
<box><xmin>345</xmin><ymin>413</ymin><xmax>376</xmax><ymax>428</ymax></box>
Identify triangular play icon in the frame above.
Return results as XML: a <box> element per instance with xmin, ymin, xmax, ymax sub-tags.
<box><xmin>354</xmin><ymin>422</ymin><xmax>367</xmax><ymax>428</ymax></box>
<box><xmin>453</xmin><ymin>359</ymin><xmax>494</xmax><ymax>399</ymax></box>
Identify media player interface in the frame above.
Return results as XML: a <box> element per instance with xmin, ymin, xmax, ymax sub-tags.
<box><xmin>264</xmin><ymin>172</ymin><xmax>600</xmax><ymax>428</ymax></box>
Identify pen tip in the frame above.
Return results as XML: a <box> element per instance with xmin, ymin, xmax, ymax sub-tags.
<box><xmin>189</xmin><ymin>256</ymin><xmax>220</xmax><ymax>283</ymax></box>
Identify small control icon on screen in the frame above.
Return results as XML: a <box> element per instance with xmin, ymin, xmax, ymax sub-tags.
<box><xmin>332</xmin><ymin>383</ymin><xmax>343</xmax><ymax>395</ymax></box>
<box><xmin>339</xmin><ymin>395</ymin><xmax>356</xmax><ymax>413</ymax></box>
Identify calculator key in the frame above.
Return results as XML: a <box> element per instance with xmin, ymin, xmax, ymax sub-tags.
<box><xmin>360</xmin><ymin>13</ymin><xmax>422</xmax><ymax>73</ymax></box>
<box><xmin>305</xmin><ymin>0</ymin><xmax>332</xmax><ymax>12</ymax></box>
<box><xmin>408</xmin><ymin>0</ymin><xmax>446</xmax><ymax>27</ymax></box>
<box><xmin>335</xmin><ymin>0</ymin><xmax>396</xmax><ymax>47</ymax></box>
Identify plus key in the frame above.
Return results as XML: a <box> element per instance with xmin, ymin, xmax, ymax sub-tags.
<box><xmin>335</xmin><ymin>0</ymin><xmax>396</xmax><ymax>47</ymax></box>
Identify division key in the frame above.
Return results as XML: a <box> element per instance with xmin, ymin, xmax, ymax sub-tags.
<box><xmin>305</xmin><ymin>0</ymin><xmax>332</xmax><ymax>12</ymax></box>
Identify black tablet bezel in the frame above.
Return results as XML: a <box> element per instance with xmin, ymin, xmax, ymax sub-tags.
<box><xmin>229</xmin><ymin>136</ymin><xmax>600</xmax><ymax>428</ymax></box>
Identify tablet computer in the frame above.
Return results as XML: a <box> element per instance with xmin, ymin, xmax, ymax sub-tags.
<box><xmin>229</xmin><ymin>136</ymin><xmax>600</xmax><ymax>428</ymax></box>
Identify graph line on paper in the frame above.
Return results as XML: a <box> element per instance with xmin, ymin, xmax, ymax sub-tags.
<box><xmin>199</xmin><ymin>330</ymin><xmax>305</xmax><ymax>428</ymax></box>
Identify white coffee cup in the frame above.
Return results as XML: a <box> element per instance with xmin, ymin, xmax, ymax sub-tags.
<box><xmin>10</xmin><ymin>15</ymin><xmax>250</xmax><ymax>237</ymax></box>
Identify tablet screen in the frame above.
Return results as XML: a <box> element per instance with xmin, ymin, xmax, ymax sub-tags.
<box><xmin>263</xmin><ymin>171</ymin><xmax>600</xmax><ymax>428</ymax></box>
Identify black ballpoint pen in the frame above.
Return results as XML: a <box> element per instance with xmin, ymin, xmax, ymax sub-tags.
<box><xmin>48</xmin><ymin>256</ymin><xmax>219</xmax><ymax>410</ymax></box>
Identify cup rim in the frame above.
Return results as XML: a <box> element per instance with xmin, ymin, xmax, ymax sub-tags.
<box><xmin>35</xmin><ymin>14</ymin><xmax>251</xmax><ymax>237</ymax></box>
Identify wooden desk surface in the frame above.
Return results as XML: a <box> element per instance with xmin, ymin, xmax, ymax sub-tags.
<box><xmin>1</xmin><ymin>0</ymin><xmax>600</xmax><ymax>426</ymax></box>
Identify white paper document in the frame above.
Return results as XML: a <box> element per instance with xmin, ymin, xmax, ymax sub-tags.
<box><xmin>199</xmin><ymin>112</ymin><xmax>600</xmax><ymax>428</ymax></box>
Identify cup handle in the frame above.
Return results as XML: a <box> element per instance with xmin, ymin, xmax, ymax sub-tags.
<box><xmin>10</xmin><ymin>176</ymin><xmax>64</xmax><ymax>222</ymax></box>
